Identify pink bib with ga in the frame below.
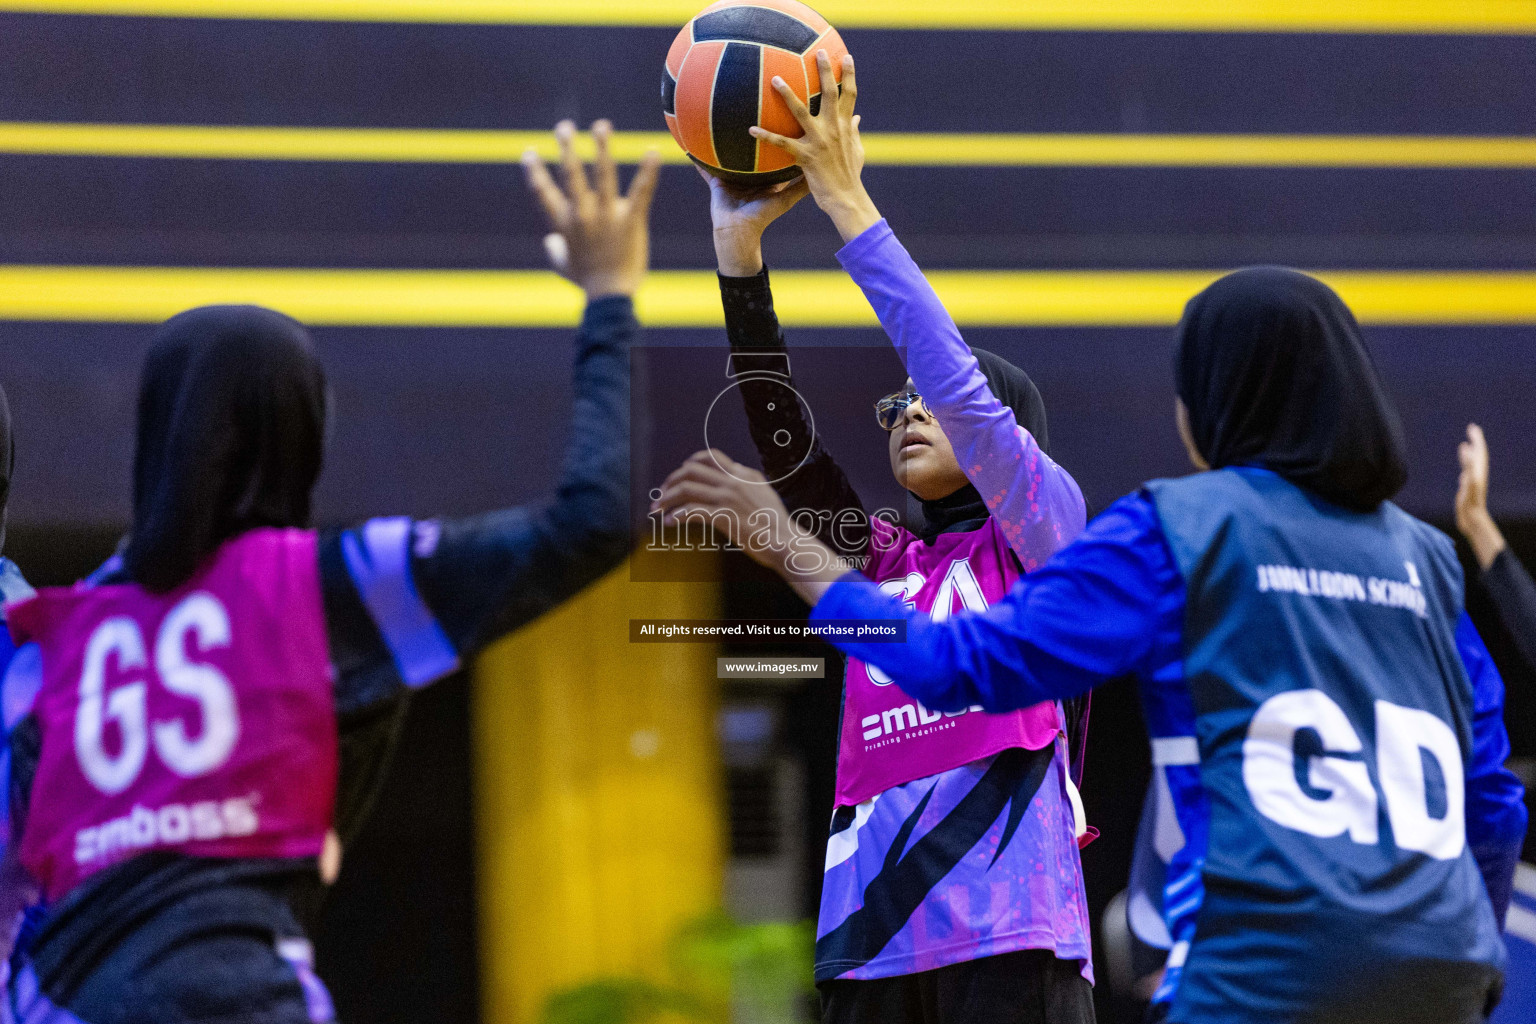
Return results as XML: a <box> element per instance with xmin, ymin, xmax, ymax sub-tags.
<box><xmin>7</xmin><ymin>529</ymin><xmax>337</xmax><ymax>902</ymax></box>
<box><xmin>836</xmin><ymin>517</ymin><xmax>1061</xmax><ymax>807</ymax></box>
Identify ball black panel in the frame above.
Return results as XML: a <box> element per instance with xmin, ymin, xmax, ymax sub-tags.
<box><xmin>807</xmin><ymin>83</ymin><xmax>840</xmax><ymax>117</ymax></box>
<box><xmin>692</xmin><ymin>6</ymin><xmax>820</xmax><ymax>54</ymax></box>
<box><xmin>689</xmin><ymin>155</ymin><xmax>804</xmax><ymax>187</ymax></box>
<box><xmin>661</xmin><ymin>68</ymin><xmax>677</xmax><ymax>116</ymax></box>
<box><xmin>710</xmin><ymin>41</ymin><xmax>764</xmax><ymax>173</ymax></box>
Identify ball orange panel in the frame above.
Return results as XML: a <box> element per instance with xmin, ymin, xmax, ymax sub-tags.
<box><xmin>698</xmin><ymin>0</ymin><xmax>831</xmax><ymax>35</ymax></box>
<box><xmin>665</xmin><ymin>24</ymin><xmax>691</xmax><ymax>78</ymax></box>
<box><xmin>756</xmin><ymin>45</ymin><xmax>808</xmax><ymax>175</ymax></box>
<box><xmin>674</xmin><ymin>39</ymin><xmax>726</xmax><ymax>169</ymax></box>
<box><xmin>664</xmin><ymin>112</ymin><xmax>684</xmax><ymax>153</ymax></box>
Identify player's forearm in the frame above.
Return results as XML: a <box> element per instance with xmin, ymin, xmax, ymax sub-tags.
<box><xmin>713</xmin><ymin>227</ymin><xmax>766</xmax><ymax>278</ymax></box>
<box><xmin>1461</xmin><ymin>509</ymin><xmax>1508</xmax><ymax>572</ymax></box>
<box><xmin>810</xmin><ymin>575</ymin><xmax>1079</xmax><ymax>713</ymax></box>
<box><xmin>720</xmin><ymin>267</ymin><xmax>786</xmax><ymax>353</ymax></box>
<box><xmin>837</xmin><ymin>220</ymin><xmax>983</xmax><ymax>421</ymax></box>
<box><xmin>543</xmin><ymin>296</ymin><xmax>634</xmax><ymax>545</ymax></box>
<box><xmin>819</xmin><ymin>185</ymin><xmax>883</xmax><ymax>244</ymax></box>
<box><xmin>720</xmin><ymin>271</ymin><xmax>869</xmax><ymax>554</ymax></box>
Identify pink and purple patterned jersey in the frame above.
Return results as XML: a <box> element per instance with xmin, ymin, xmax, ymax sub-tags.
<box><xmin>818</xmin><ymin>737</ymin><xmax>1092</xmax><ymax>981</ymax></box>
<box><xmin>838</xmin><ymin>516</ymin><xmax>1059</xmax><ymax>807</ymax></box>
<box><xmin>818</xmin><ymin>519</ymin><xmax>1092</xmax><ymax>983</ymax></box>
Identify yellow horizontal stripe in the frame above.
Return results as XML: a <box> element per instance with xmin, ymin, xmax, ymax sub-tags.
<box><xmin>5</xmin><ymin>122</ymin><xmax>1536</xmax><ymax>169</ymax></box>
<box><xmin>0</xmin><ymin>0</ymin><xmax>1531</xmax><ymax>34</ymax></box>
<box><xmin>2</xmin><ymin>266</ymin><xmax>1534</xmax><ymax>328</ymax></box>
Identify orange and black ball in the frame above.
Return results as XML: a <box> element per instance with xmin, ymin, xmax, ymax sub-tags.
<box><xmin>663</xmin><ymin>0</ymin><xmax>848</xmax><ymax>186</ymax></box>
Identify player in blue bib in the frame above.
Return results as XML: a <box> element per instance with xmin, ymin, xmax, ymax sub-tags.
<box><xmin>656</xmin><ymin>267</ymin><xmax>1527</xmax><ymax>1024</ymax></box>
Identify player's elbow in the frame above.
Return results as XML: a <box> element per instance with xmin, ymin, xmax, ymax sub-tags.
<box><xmin>575</xmin><ymin>515</ymin><xmax>634</xmax><ymax>572</ymax></box>
<box><xmin>543</xmin><ymin>488</ymin><xmax>635</xmax><ymax>579</ymax></box>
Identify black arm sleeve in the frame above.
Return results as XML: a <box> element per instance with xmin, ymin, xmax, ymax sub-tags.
<box><xmin>721</xmin><ymin>268</ymin><xmax>868</xmax><ymax>558</ymax></box>
<box><xmin>1483</xmin><ymin>547</ymin><xmax>1536</xmax><ymax>674</ymax></box>
<box><xmin>321</xmin><ymin>296</ymin><xmax>635</xmax><ymax>718</ymax></box>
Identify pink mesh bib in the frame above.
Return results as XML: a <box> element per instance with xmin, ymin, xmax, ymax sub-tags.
<box><xmin>7</xmin><ymin>529</ymin><xmax>337</xmax><ymax>901</ymax></box>
<box><xmin>836</xmin><ymin>518</ymin><xmax>1061</xmax><ymax>807</ymax></box>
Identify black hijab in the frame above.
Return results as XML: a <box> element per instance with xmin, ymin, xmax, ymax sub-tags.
<box><xmin>915</xmin><ymin>348</ymin><xmax>1051</xmax><ymax>538</ymax></box>
<box><xmin>123</xmin><ymin>306</ymin><xmax>327</xmax><ymax>592</ymax></box>
<box><xmin>1174</xmin><ymin>267</ymin><xmax>1407</xmax><ymax>512</ymax></box>
<box><xmin>0</xmin><ymin>382</ymin><xmax>11</xmax><ymax>554</ymax></box>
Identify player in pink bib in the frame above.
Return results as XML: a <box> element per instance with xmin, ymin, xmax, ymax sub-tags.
<box><xmin>668</xmin><ymin>50</ymin><xmax>1097</xmax><ymax>1024</ymax></box>
<box><xmin>0</xmin><ymin>122</ymin><xmax>658</xmax><ymax>1024</ymax></box>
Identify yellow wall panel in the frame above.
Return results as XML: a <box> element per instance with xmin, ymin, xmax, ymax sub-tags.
<box><xmin>1</xmin><ymin>0</ymin><xmax>1533</xmax><ymax>34</ymax></box>
<box><xmin>472</xmin><ymin>563</ymin><xmax>724</xmax><ymax>1024</ymax></box>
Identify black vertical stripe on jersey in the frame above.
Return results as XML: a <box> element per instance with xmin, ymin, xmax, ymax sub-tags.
<box><xmin>661</xmin><ymin>68</ymin><xmax>677</xmax><ymax>115</ymax></box>
<box><xmin>814</xmin><ymin>746</ymin><xmax>1054</xmax><ymax>977</ymax></box>
<box><xmin>711</xmin><ymin>42</ymin><xmax>763</xmax><ymax>173</ymax></box>
<box><xmin>692</xmin><ymin>7</ymin><xmax>819</xmax><ymax>53</ymax></box>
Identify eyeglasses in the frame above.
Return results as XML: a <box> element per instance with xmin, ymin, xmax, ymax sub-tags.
<box><xmin>874</xmin><ymin>390</ymin><xmax>930</xmax><ymax>431</ymax></box>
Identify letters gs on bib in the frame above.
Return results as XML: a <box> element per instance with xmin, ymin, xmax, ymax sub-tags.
<box><xmin>76</xmin><ymin>592</ymin><xmax>240</xmax><ymax>795</ymax></box>
<box><xmin>1244</xmin><ymin>689</ymin><xmax>1465</xmax><ymax>860</ymax></box>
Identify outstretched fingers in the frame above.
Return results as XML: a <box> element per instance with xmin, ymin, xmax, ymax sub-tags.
<box><xmin>1461</xmin><ymin>424</ymin><xmax>1489</xmax><ymax>478</ymax></box>
<box><xmin>555</xmin><ymin>120</ymin><xmax>593</xmax><ymax>207</ymax></box>
<box><xmin>702</xmin><ymin>448</ymin><xmax>761</xmax><ymax>481</ymax></box>
<box><xmin>749</xmin><ymin>125</ymin><xmax>804</xmax><ymax>157</ymax></box>
<box><xmin>658</xmin><ymin>457</ymin><xmax>724</xmax><ymax>498</ymax></box>
<box><xmin>838</xmin><ymin>53</ymin><xmax>857</xmax><ymax>116</ymax></box>
<box><xmin>591</xmin><ymin>120</ymin><xmax>619</xmax><ymax>210</ymax></box>
<box><xmin>657</xmin><ymin>479</ymin><xmax>731</xmax><ymax>516</ymax></box>
<box><xmin>814</xmin><ymin>49</ymin><xmax>840</xmax><ymax>117</ymax></box>
<box><xmin>627</xmin><ymin>149</ymin><xmax>663</xmax><ymax>213</ymax></box>
<box><xmin>1467</xmin><ymin>423</ymin><xmax>1488</xmax><ymax>452</ymax></box>
<box><xmin>522</xmin><ymin>150</ymin><xmax>569</xmax><ymax>225</ymax></box>
<box><xmin>770</xmin><ymin>74</ymin><xmax>814</xmax><ymax>131</ymax></box>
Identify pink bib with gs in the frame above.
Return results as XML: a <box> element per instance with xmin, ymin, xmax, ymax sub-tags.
<box><xmin>7</xmin><ymin>529</ymin><xmax>337</xmax><ymax>902</ymax></box>
<box><xmin>836</xmin><ymin>517</ymin><xmax>1061</xmax><ymax>807</ymax></box>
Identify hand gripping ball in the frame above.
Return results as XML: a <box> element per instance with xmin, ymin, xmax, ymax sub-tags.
<box><xmin>662</xmin><ymin>0</ymin><xmax>848</xmax><ymax>185</ymax></box>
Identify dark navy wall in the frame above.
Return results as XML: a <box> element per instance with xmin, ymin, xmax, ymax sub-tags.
<box><xmin>2</xmin><ymin>13</ymin><xmax>1534</xmax><ymax>530</ymax></box>
<box><xmin>6</xmin><ymin>320</ymin><xmax>1533</xmax><ymax>528</ymax></box>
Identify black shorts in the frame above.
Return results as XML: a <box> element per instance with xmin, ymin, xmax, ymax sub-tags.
<box><xmin>819</xmin><ymin>949</ymin><xmax>1096</xmax><ymax>1024</ymax></box>
<box><xmin>15</xmin><ymin>932</ymin><xmax>334</xmax><ymax>1024</ymax></box>
<box><xmin>15</xmin><ymin>858</ymin><xmax>335</xmax><ymax>1024</ymax></box>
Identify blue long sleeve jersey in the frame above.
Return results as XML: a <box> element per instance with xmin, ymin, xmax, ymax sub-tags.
<box><xmin>815</xmin><ymin>486</ymin><xmax>1528</xmax><ymax>1005</ymax></box>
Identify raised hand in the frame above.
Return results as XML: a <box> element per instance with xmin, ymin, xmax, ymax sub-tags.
<box><xmin>750</xmin><ymin>50</ymin><xmax>881</xmax><ymax>243</ymax></box>
<box><xmin>651</xmin><ymin>450</ymin><xmax>847</xmax><ymax>600</ymax></box>
<box><xmin>523</xmin><ymin>119</ymin><xmax>662</xmax><ymax>300</ymax></box>
<box><xmin>1457</xmin><ymin>423</ymin><xmax>1508</xmax><ymax>570</ymax></box>
<box><xmin>700</xmin><ymin>166</ymin><xmax>810</xmax><ymax>276</ymax></box>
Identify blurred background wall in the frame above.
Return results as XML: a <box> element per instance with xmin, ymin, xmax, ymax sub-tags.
<box><xmin>0</xmin><ymin>3</ymin><xmax>1534</xmax><ymax>1022</ymax></box>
